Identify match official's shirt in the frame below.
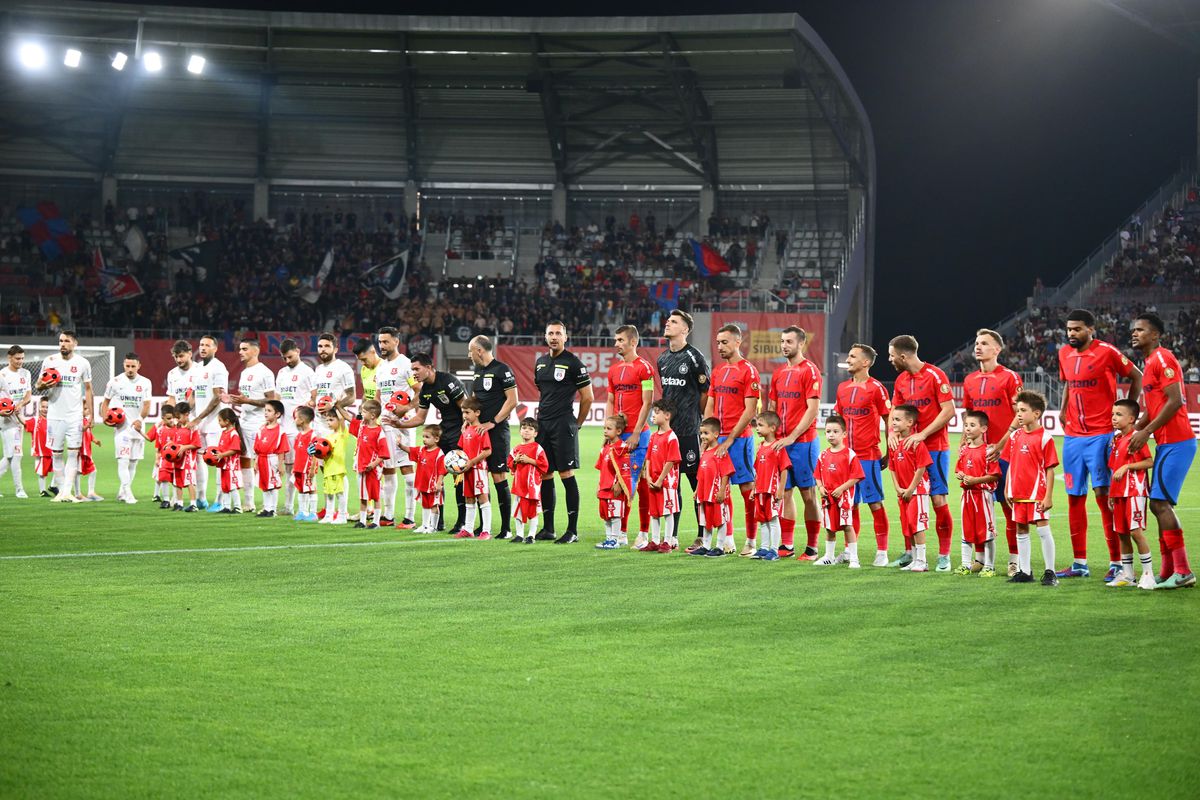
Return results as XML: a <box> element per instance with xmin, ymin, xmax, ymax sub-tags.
<box><xmin>892</xmin><ymin>363</ymin><xmax>954</xmax><ymax>452</ymax></box>
<box><xmin>1057</xmin><ymin>340</ymin><xmax>1135</xmax><ymax>437</ymax></box>
<box><xmin>657</xmin><ymin>344</ymin><xmax>710</xmax><ymax>437</ymax></box>
<box><xmin>472</xmin><ymin>358</ymin><xmax>517</xmax><ymax>424</ymax></box>
<box><xmin>962</xmin><ymin>366</ymin><xmax>1023</xmax><ymax>445</ymax></box>
<box><xmin>534</xmin><ymin>349</ymin><xmax>590</xmax><ymax>422</ymax></box>
<box><xmin>417</xmin><ymin>371</ymin><xmax>467</xmax><ymax>448</ymax></box>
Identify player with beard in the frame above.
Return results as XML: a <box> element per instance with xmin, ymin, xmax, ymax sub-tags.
<box><xmin>399</xmin><ymin>352</ymin><xmax>468</xmax><ymax>533</ymax></box>
<box><xmin>657</xmin><ymin>309</ymin><xmax>710</xmax><ymax>543</ymax></box>
<box><xmin>165</xmin><ymin>340</ymin><xmax>196</xmax><ymax>406</ymax></box>
<box><xmin>228</xmin><ymin>338</ymin><xmax>278</xmax><ymax>513</ymax></box>
<box><xmin>602</xmin><ymin>325</ymin><xmax>654</xmax><ymax>549</ymax></box>
<box><xmin>375</xmin><ymin>326</ymin><xmax>418</xmax><ymax>529</ymax></box>
<box><xmin>310</xmin><ymin>333</ymin><xmax>357</xmax><ymax>521</ymax></box>
<box><xmin>275</xmin><ymin>338</ymin><xmax>316</xmax><ymax>516</ymax></box>
<box><xmin>766</xmin><ymin>326</ymin><xmax>822</xmax><ymax>559</ymax></box>
<box><xmin>707</xmin><ymin>324</ymin><xmax>762</xmax><ymax>555</ymax></box>
<box><xmin>833</xmin><ymin>344</ymin><xmax>892</xmax><ymax>566</ymax></box>
<box><xmin>100</xmin><ymin>353</ymin><xmax>152</xmax><ymax>504</ymax></box>
<box><xmin>37</xmin><ymin>331</ymin><xmax>93</xmax><ymax>502</ymax></box>
<box><xmin>468</xmin><ymin>335</ymin><xmax>519</xmax><ymax>539</ymax></box>
<box><xmin>190</xmin><ymin>334</ymin><xmax>229</xmax><ymax>508</ymax></box>
<box><xmin>0</xmin><ymin>345</ymin><xmax>33</xmax><ymax>498</ymax></box>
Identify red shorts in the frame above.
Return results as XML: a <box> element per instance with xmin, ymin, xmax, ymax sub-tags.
<box><xmin>358</xmin><ymin>469</ymin><xmax>381</xmax><ymax>502</ymax></box>
<box><xmin>35</xmin><ymin>456</ymin><xmax>52</xmax><ymax>477</ymax></box>
<box><xmin>420</xmin><ymin>489</ymin><xmax>443</xmax><ymax>510</ymax></box>
<box><xmin>960</xmin><ymin>490</ymin><xmax>997</xmax><ymax>544</ymax></box>
<box><xmin>293</xmin><ymin>470</ymin><xmax>315</xmax><ymax>494</ymax></box>
<box><xmin>157</xmin><ymin>456</ymin><xmax>174</xmax><ymax>483</ymax></box>
<box><xmin>821</xmin><ymin>493</ymin><xmax>854</xmax><ymax>530</ymax></box>
<box><xmin>698</xmin><ymin>500</ymin><xmax>728</xmax><ymax>531</ymax></box>
<box><xmin>599</xmin><ymin>496</ymin><xmax>626</xmax><ymax>522</ymax></box>
<box><xmin>1011</xmin><ymin>501</ymin><xmax>1049</xmax><ymax>525</ymax></box>
<box><xmin>257</xmin><ymin>454</ymin><xmax>281</xmax><ymax>491</ymax></box>
<box><xmin>462</xmin><ymin>463</ymin><xmax>488</xmax><ymax>499</ymax></box>
<box><xmin>1110</xmin><ymin>495</ymin><xmax>1148</xmax><ymax>534</ymax></box>
<box><xmin>220</xmin><ymin>462</ymin><xmax>241</xmax><ymax>494</ymax></box>
<box><xmin>172</xmin><ymin>465</ymin><xmax>194</xmax><ymax>489</ymax></box>
<box><xmin>754</xmin><ymin>493</ymin><xmax>782</xmax><ymax>524</ymax></box>
<box><xmin>899</xmin><ymin>495</ymin><xmax>931</xmax><ymax>536</ymax></box>
<box><xmin>647</xmin><ymin>485</ymin><xmax>680</xmax><ymax>518</ymax></box>
<box><xmin>79</xmin><ymin>455</ymin><xmax>96</xmax><ymax>476</ymax></box>
<box><xmin>514</xmin><ymin>495</ymin><xmax>540</xmax><ymax>522</ymax></box>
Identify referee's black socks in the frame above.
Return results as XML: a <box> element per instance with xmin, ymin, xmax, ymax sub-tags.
<box><xmin>562</xmin><ymin>475</ymin><xmax>580</xmax><ymax>534</ymax></box>
<box><xmin>451</xmin><ymin>482</ymin><xmax>466</xmax><ymax>532</ymax></box>
<box><xmin>494</xmin><ymin>480</ymin><xmax>511</xmax><ymax>535</ymax></box>
<box><xmin>541</xmin><ymin>478</ymin><xmax>556</xmax><ymax>533</ymax></box>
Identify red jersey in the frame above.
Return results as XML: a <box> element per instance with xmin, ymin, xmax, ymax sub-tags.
<box><xmin>595</xmin><ymin>440</ymin><xmax>633</xmax><ymax>499</ymax></box>
<box><xmin>892</xmin><ymin>363</ymin><xmax>954</xmax><ymax>452</ymax></box>
<box><xmin>23</xmin><ymin>417</ymin><xmax>49</xmax><ymax>459</ymax></box>
<box><xmin>1141</xmin><ymin>346</ymin><xmax>1192</xmax><ymax>444</ymax></box>
<box><xmin>292</xmin><ymin>429</ymin><xmax>315</xmax><ymax>475</ymax></box>
<box><xmin>217</xmin><ymin>429</ymin><xmax>242</xmax><ymax>461</ymax></box>
<box><xmin>834</xmin><ymin>377</ymin><xmax>891</xmax><ymax>460</ymax></box>
<box><xmin>507</xmin><ymin>441</ymin><xmax>549</xmax><ymax>499</ymax></box>
<box><xmin>962</xmin><ymin>365</ymin><xmax>1023</xmax><ymax>445</ymax></box>
<box><xmin>955</xmin><ymin>442</ymin><xmax>1001</xmax><ymax>491</ymax></box>
<box><xmin>768</xmin><ymin>359</ymin><xmax>822</xmax><ymax>442</ymax></box>
<box><xmin>349</xmin><ymin>420</ymin><xmax>390</xmax><ymax>472</ymax></box>
<box><xmin>1108</xmin><ymin>430</ymin><xmax>1151</xmax><ymax>497</ymax></box>
<box><xmin>414</xmin><ymin>445</ymin><xmax>448</xmax><ymax>495</ymax></box>
<box><xmin>1058</xmin><ymin>340</ymin><xmax>1136</xmax><ymax>437</ymax></box>
<box><xmin>696</xmin><ymin>446</ymin><xmax>735</xmax><ymax>503</ymax></box>
<box><xmin>607</xmin><ymin>356</ymin><xmax>655</xmax><ymax>432</ymax></box>
<box><xmin>710</xmin><ymin>358</ymin><xmax>760</xmax><ymax>438</ymax></box>
<box><xmin>458</xmin><ymin>423</ymin><xmax>490</xmax><ymax>461</ymax></box>
<box><xmin>815</xmin><ymin>447</ymin><xmax>865</xmax><ymax>495</ymax></box>
<box><xmin>1002</xmin><ymin>427</ymin><xmax>1059</xmax><ymax>503</ymax></box>
<box><xmin>80</xmin><ymin>426</ymin><xmax>96</xmax><ymax>460</ymax></box>
<box><xmin>646</xmin><ymin>429</ymin><xmax>682</xmax><ymax>483</ymax></box>
<box><xmin>890</xmin><ymin>441</ymin><xmax>933</xmax><ymax>495</ymax></box>
<box><xmin>753</xmin><ymin>444</ymin><xmax>792</xmax><ymax>496</ymax></box>
<box><xmin>176</xmin><ymin>426</ymin><xmax>201</xmax><ymax>453</ymax></box>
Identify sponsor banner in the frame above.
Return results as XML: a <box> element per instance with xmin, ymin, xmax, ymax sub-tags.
<box><xmin>710</xmin><ymin>312</ymin><xmax>825</xmax><ymax>375</ymax></box>
<box><xmin>499</xmin><ymin>345</ymin><xmax>665</xmax><ymax>407</ymax></box>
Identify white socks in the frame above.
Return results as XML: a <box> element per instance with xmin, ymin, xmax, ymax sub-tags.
<box><xmin>481</xmin><ymin>503</ymin><xmax>492</xmax><ymax>534</ymax></box>
<box><xmin>650</xmin><ymin>517</ymin><xmax>661</xmax><ymax>544</ymax></box>
<box><xmin>196</xmin><ymin>462</ymin><xmax>209</xmax><ymax>503</ymax></box>
<box><xmin>465</xmin><ymin>502</ymin><xmax>477</xmax><ymax>533</ymax></box>
<box><xmin>844</xmin><ymin>538</ymin><xmax>859</xmax><ymax>565</ymax></box>
<box><xmin>241</xmin><ymin>467</ymin><xmax>254</xmax><ymax>508</ymax></box>
<box><xmin>961</xmin><ymin>542</ymin><xmax>975</xmax><ymax>569</ymax></box>
<box><xmin>283</xmin><ymin>478</ymin><xmax>295</xmax><ymax>514</ymax></box>
<box><xmin>426</xmin><ymin>507</ymin><xmax>441</xmax><ymax>531</ymax></box>
<box><xmin>1017</xmin><ymin>532</ymin><xmax>1032</xmax><ymax>574</ymax></box>
<box><xmin>339</xmin><ymin>477</ymin><xmax>349</xmax><ymax>518</ymax></box>
<box><xmin>62</xmin><ymin>451</ymin><xmax>78</xmax><ymax>496</ymax></box>
<box><xmin>914</xmin><ymin>543</ymin><xmax>927</xmax><ymax>564</ymax></box>
<box><xmin>1036</xmin><ymin>525</ymin><xmax>1055</xmax><ymax>571</ymax></box>
<box><xmin>117</xmin><ymin>458</ymin><xmax>132</xmax><ymax>497</ymax></box>
<box><xmin>403</xmin><ymin>472</ymin><xmax>416</xmax><ymax>522</ymax></box>
<box><xmin>52</xmin><ymin>451</ymin><xmax>64</xmax><ymax>492</ymax></box>
<box><xmin>983</xmin><ymin>540</ymin><xmax>996</xmax><ymax>569</ymax></box>
<box><xmin>382</xmin><ymin>472</ymin><xmax>398</xmax><ymax>520</ymax></box>
<box><xmin>263</xmin><ymin>489</ymin><xmax>278</xmax><ymax>513</ymax></box>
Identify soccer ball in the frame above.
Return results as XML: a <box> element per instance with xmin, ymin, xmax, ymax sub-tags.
<box><xmin>444</xmin><ymin>449</ymin><xmax>469</xmax><ymax>473</ymax></box>
<box><xmin>316</xmin><ymin>395</ymin><xmax>335</xmax><ymax>412</ymax></box>
<box><xmin>0</xmin><ymin>397</ymin><xmax>14</xmax><ymax>416</ymax></box>
<box><xmin>104</xmin><ymin>407</ymin><xmax>126</xmax><ymax>427</ymax></box>
<box><xmin>384</xmin><ymin>390</ymin><xmax>411</xmax><ymax>414</ymax></box>
<box><xmin>162</xmin><ymin>442</ymin><xmax>185</xmax><ymax>464</ymax></box>
<box><xmin>202</xmin><ymin>446</ymin><xmax>222</xmax><ymax>466</ymax></box>
<box><xmin>40</xmin><ymin>368</ymin><xmax>61</xmax><ymax>387</ymax></box>
<box><xmin>311</xmin><ymin>437</ymin><xmax>333</xmax><ymax>460</ymax></box>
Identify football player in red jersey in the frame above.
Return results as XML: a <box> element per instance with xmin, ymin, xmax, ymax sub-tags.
<box><xmin>706</xmin><ymin>324</ymin><xmax>762</xmax><ymax>556</ymax></box>
<box><xmin>605</xmin><ymin>325</ymin><xmax>655</xmax><ymax>549</ymax></box>
<box><xmin>766</xmin><ymin>326</ymin><xmax>822</xmax><ymax>559</ymax></box>
<box><xmin>833</xmin><ymin>344</ymin><xmax>892</xmax><ymax>566</ymax></box>
<box><xmin>1002</xmin><ymin>391</ymin><xmax>1060</xmax><ymax>586</ymax></box>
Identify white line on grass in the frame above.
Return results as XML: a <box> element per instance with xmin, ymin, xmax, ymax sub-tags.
<box><xmin>0</xmin><ymin>538</ymin><xmax>457</xmax><ymax>562</ymax></box>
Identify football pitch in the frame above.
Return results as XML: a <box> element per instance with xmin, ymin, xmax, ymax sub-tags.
<box><xmin>2</xmin><ymin>425</ymin><xmax>1198</xmax><ymax>798</ymax></box>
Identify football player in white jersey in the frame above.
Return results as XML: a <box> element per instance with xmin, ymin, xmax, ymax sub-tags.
<box><xmin>165</xmin><ymin>339</ymin><xmax>197</xmax><ymax>405</ymax></box>
<box><xmin>35</xmin><ymin>331</ymin><xmax>93</xmax><ymax>502</ymax></box>
<box><xmin>276</xmin><ymin>338</ymin><xmax>316</xmax><ymax>515</ymax></box>
<box><xmin>100</xmin><ymin>352</ymin><xmax>153</xmax><ymax>503</ymax></box>
<box><xmin>191</xmin><ymin>334</ymin><xmax>229</xmax><ymax>509</ymax></box>
<box><xmin>310</xmin><ymin>332</ymin><xmax>356</xmax><ymax>521</ymax></box>
<box><xmin>0</xmin><ymin>344</ymin><xmax>33</xmax><ymax>497</ymax></box>
<box><xmin>229</xmin><ymin>337</ymin><xmax>278</xmax><ymax>513</ymax></box>
<box><xmin>375</xmin><ymin>326</ymin><xmax>417</xmax><ymax>529</ymax></box>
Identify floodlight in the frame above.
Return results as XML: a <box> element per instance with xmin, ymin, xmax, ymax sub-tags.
<box><xmin>64</xmin><ymin>48</ymin><xmax>82</xmax><ymax>68</ymax></box>
<box><xmin>187</xmin><ymin>54</ymin><xmax>205</xmax><ymax>74</ymax></box>
<box><xmin>17</xmin><ymin>42</ymin><xmax>47</xmax><ymax>70</ymax></box>
<box><xmin>112</xmin><ymin>51</ymin><xmax>128</xmax><ymax>70</ymax></box>
<box><xmin>143</xmin><ymin>51</ymin><xmax>162</xmax><ymax>72</ymax></box>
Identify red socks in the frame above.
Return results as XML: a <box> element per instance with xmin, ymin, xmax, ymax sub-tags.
<box><xmin>852</xmin><ymin>505</ymin><xmax>861</xmax><ymax>535</ymax></box>
<box><xmin>1096</xmin><ymin>494</ymin><xmax>1118</xmax><ymax>562</ymax></box>
<box><xmin>1068</xmin><ymin>494</ymin><xmax>1088</xmax><ymax>560</ymax></box>
<box><xmin>872</xmin><ymin>506</ymin><xmax>889</xmax><ymax>551</ymax></box>
<box><xmin>740</xmin><ymin>486</ymin><xmax>758</xmax><ymax>544</ymax></box>
<box><xmin>805</xmin><ymin>519</ymin><xmax>820</xmax><ymax>550</ymax></box>
<box><xmin>1164</xmin><ymin>529</ymin><xmax>1191</xmax><ymax>575</ymax></box>
<box><xmin>636</xmin><ymin>480</ymin><xmax>650</xmax><ymax>533</ymax></box>
<box><xmin>724</xmin><ymin>495</ymin><xmax>740</xmax><ymax>541</ymax></box>
<box><xmin>1001</xmin><ymin>502</ymin><xmax>1017</xmax><ymax>554</ymax></box>
<box><xmin>781</xmin><ymin>516</ymin><xmax>795</xmax><ymax>548</ymax></box>
<box><xmin>934</xmin><ymin>502</ymin><xmax>953</xmax><ymax>557</ymax></box>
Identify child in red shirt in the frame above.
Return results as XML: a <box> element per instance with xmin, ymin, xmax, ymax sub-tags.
<box><xmin>291</xmin><ymin>406</ymin><xmax>318</xmax><ymax>522</ymax></box>
<box><xmin>1107</xmin><ymin>399</ymin><xmax>1155</xmax><ymax>589</ymax></box>
<box><xmin>346</xmin><ymin>400</ymin><xmax>389</xmax><ymax>528</ymax></box>
<box><xmin>686</xmin><ymin>417</ymin><xmax>735</xmax><ymax>556</ymax></box>
<box><xmin>141</xmin><ymin>404</ymin><xmax>176</xmax><ymax>507</ymax></box>
<box><xmin>955</xmin><ymin>410</ymin><xmax>1003</xmax><ymax>576</ymax></box>
<box><xmin>749</xmin><ymin>411</ymin><xmax>792</xmax><ymax>560</ymax></box>
<box><xmin>595</xmin><ymin>414</ymin><xmax>634</xmax><ymax>549</ymax></box>
<box><xmin>404</xmin><ymin>424</ymin><xmax>448</xmax><ymax>534</ymax></box>
<box><xmin>813</xmin><ymin>415</ymin><xmax>865</xmax><ymax>567</ymax></box>
<box><xmin>24</xmin><ymin>397</ymin><xmax>52</xmax><ymax>496</ymax></box>
<box><xmin>508</xmin><ymin>419</ymin><xmax>549</xmax><ymax>543</ymax></box>
<box><xmin>173</xmin><ymin>401</ymin><xmax>203</xmax><ymax>512</ymax></box>
<box><xmin>642</xmin><ymin>400</ymin><xmax>681</xmax><ymax>553</ymax></box>
<box><xmin>1001</xmin><ymin>390</ymin><xmax>1060</xmax><ymax>586</ymax></box>
<box><xmin>212</xmin><ymin>409</ymin><xmax>245</xmax><ymax>513</ymax></box>
<box><xmin>253</xmin><ymin>400</ymin><xmax>290</xmax><ymax>518</ymax></box>
<box><xmin>889</xmin><ymin>405</ymin><xmax>934</xmax><ymax>572</ymax></box>
<box><xmin>454</xmin><ymin>398</ymin><xmax>493</xmax><ymax>539</ymax></box>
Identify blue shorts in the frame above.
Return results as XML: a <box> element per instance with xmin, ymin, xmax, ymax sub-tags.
<box><xmin>928</xmin><ymin>450</ymin><xmax>950</xmax><ymax>496</ymax></box>
<box><xmin>853</xmin><ymin>458</ymin><xmax>885</xmax><ymax>504</ymax></box>
<box><xmin>996</xmin><ymin>458</ymin><xmax>1010</xmax><ymax>502</ymax></box>
<box><xmin>1151</xmin><ymin>438</ymin><xmax>1197</xmax><ymax>505</ymax></box>
<box><xmin>1062</xmin><ymin>434</ymin><xmax>1113</xmax><ymax>496</ymax></box>
<box><xmin>620</xmin><ymin>429</ymin><xmax>651</xmax><ymax>484</ymax></box>
<box><xmin>784</xmin><ymin>440</ymin><xmax>820</xmax><ymax>490</ymax></box>
<box><xmin>718</xmin><ymin>435</ymin><xmax>756</xmax><ymax>485</ymax></box>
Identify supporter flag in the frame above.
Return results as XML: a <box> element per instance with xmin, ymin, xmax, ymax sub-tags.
<box><xmin>688</xmin><ymin>238</ymin><xmax>731</xmax><ymax>278</ymax></box>
<box><xmin>93</xmin><ymin>246</ymin><xmax>144</xmax><ymax>304</ymax></box>
<box><xmin>297</xmin><ymin>248</ymin><xmax>335</xmax><ymax>304</ymax></box>
<box><xmin>651</xmin><ymin>281</ymin><xmax>681</xmax><ymax>311</ymax></box>
<box><xmin>169</xmin><ymin>240</ymin><xmax>220</xmax><ymax>285</ymax></box>
<box><xmin>361</xmin><ymin>249</ymin><xmax>409</xmax><ymax>300</ymax></box>
<box><xmin>16</xmin><ymin>202</ymin><xmax>79</xmax><ymax>261</ymax></box>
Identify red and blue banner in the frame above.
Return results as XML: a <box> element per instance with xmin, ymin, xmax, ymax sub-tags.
<box><xmin>16</xmin><ymin>202</ymin><xmax>79</xmax><ymax>261</ymax></box>
<box><xmin>651</xmin><ymin>280</ymin><xmax>681</xmax><ymax>311</ymax></box>
<box><xmin>688</xmin><ymin>238</ymin><xmax>730</xmax><ymax>278</ymax></box>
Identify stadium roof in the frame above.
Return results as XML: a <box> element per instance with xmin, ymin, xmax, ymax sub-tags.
<box><xmin>1094</xmin><ymin>0</ymin><xmax>1200</xmax><ymax>56</ymax></box>
<box><xmin>0</xmin><ymin>3</ymin><xmax>874</xmax><ymax>193</ymax></box>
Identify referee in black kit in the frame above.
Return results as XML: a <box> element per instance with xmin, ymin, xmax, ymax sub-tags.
<box><xmin>533</xmin><ymin>321</ymin><xmax>593</xmax><ymax>543</ymax></box>
<box><xmin>468</xmin><ymin>335</ymin><xmax>519</xmax><ymax>538</ymax></box>
<box><xmin>657</xmin><ymin>309</ymin><xmax>710</xmax><ymax>536</ymax></box>
<box><xmin>400</xmin><ymin>352</ymin><xmax>468</xmax><ymax>534</ymax></box>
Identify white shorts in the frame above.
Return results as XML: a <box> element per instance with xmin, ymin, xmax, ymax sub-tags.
<box><xmin>381</xmin><ymin>424</ymin><xmax>413</xmax><ymax>469</ymax></box>
<box><xmin>1</xmin><ymin>425</ymin><xmax>21</xmax><ymax>459</ymax></box>
<box><xmin>115</xmin><ymin>430</ymin><xmax>146</xmax><ymax>461</ymax></box>
<box><xmin>47</xmin><ymin>417</ymin><xmax>83</xmax><ymax>451</ymax></box>
<box><xmin>202</xmin><ymin>428</ymin><xmax>222</xmax><ymax>448</ymax></box>
<box><xmin>241</xmin><ymin>425</ymin><xmax>261</xmax><ymax>463</ymax></box>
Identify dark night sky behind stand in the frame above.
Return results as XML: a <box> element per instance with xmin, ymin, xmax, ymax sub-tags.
<box><xmin>153</xmin><ymin>0</ymin><xmax>1199</xmax><ymax>358</ymax></box>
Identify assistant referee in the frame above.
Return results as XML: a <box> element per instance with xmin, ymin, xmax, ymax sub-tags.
<box><xmin>533</xmin><ymin>320</ymin><xmax>593</xmax><ymax>543</ymax></box>
<box><xmin>468</xmin><ymin>335</ymin><xmax>519</xmax><ymax>538</ymax></box>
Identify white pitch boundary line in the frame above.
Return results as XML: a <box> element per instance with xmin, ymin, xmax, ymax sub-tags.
<box><xmin>0</xmin><ymin>538</ymin><xmax>457</xmax><ymax>562</ymax></box>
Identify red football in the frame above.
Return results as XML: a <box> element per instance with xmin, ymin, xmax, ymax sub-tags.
<box><xmin>202</xmin><ymin>446</ymin><xmax>222</xmax><ymax>466</ymax></box>
<box><xmin>0</xmin><ymin>397</ymin><xmax>14</xmax><ymax>416</ymax></box>
<box><xmin>384</xmin><ymin>390</ymin><xmax>411</xmax><ymax>414</ymax></box>
<box><xmin>162</xmin><ymin>442</ymin><xmax>185</xmax><ymax>464</ymax></box>
<box><xmin>104</xmin><ymin>407</ymin><xmax>126</xmax><ymax>427</ymax></box>
<box><xmin>312</xmin><ymin>437</ymin><xmax>333</xmax><ymax>459</ymax></box>
<box><xmin>316</xmin><ymin>395</ymin><xmax>335</xmax><ymax>412</ymax></box>
<box><xmin>40</xmin><ymin>368</ymin><xmax>61</xmax><ymax>386</ymax></box>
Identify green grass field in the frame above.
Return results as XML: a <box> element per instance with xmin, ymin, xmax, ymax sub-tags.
<box><xmin>2</xmin><ymin>425</ymin><xmax>1198</xmax><ymax>798</ymax></box>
